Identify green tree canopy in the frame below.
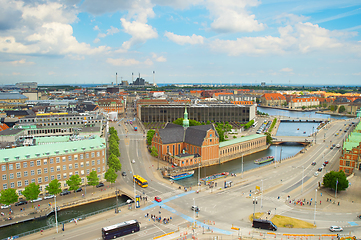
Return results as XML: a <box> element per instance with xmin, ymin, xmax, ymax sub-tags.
<box><xmin>109</xmin><ymin>127</ymin><xmax>117</xmax><ymax>136</ymax></box>
<box><xmin>109</xmin><ymin>134</ymin><xmax>119</xmax><ymax>144</ymax></box>
<box><xmin>66</xmin><ymin>174</ymin><xmax>82</xmax><ymax>191</ymax></box>
<box><xmin>338</xmin><ymin>105</ymin><xmax>346</xmax><ymax>113</ymax></box>
<box><xmin>105</xmin><ymin>167</ymin><xmax>118</xmax><ymax>184</ymax></box>
<box><xmin>108</xmin><ymin>153</ymin><xmax>121</xmax><ymax>172</ymax></box>
<box><xmin>172</xmin><ymin>118</ymin><xmax>202</xmax><ymax>126</ymax></box>
<box><xmin>323</xmin><ymin>170</ymin><xmax>349</xmax><ymax>191</ymax></box>
<box><xmin>0</xmin><ymin>189</ymin><xmax>19</xmax><ymax>205</ymax></box>
<box><xmin>87</xmin><ymin>171</ymin><xmax>99</xmax><ymax>187</ymax></box>
<box><xmin>46</xmin><ymin>179</ymin><xmax>62</xmax><ymax>195</ymax></box>
<box><xmin>147</xmin><ymin>129</ymin><xmax>155</xmax><ymax>145</ymax></box>
<box><xmin>244</xmin><ymin>120</ymin><xmax>255</xmax><ymax>129</ymax></box>
<box><xmin>151</xmin><ymin>146</ymin><xmax>158</xmax><ymax>157</ymax></box>
<box><xmin>109</xmin><ymin>140</ymin><xmax>120</xmax><ymax>157</ymax></box>
<box><xmin>264</xmin><ymin>132</ymin><xmax>273</xmax><ymax>144</ymax></box>
<box><xmin>22</xmin><ymin>183</ymin><xmax>40</xmax><ymax>201</ymax></box>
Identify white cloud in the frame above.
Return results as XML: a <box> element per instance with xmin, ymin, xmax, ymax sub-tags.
<box><xmin>280</xmin><ymin>68</ymin><xmax>293</xmax><ymax>72</ymax></box>
<box><xmin>93</xmin><ymin>25</ymin><xmax>100</xmax><ymax>31</ymax></box>
<box><xmin>209</xmin><ymin>22</ymin><xmax>353</xmax><ymax>56</ymax></box>
<box><xmin>206</xmin><ymin>0</ymin><xmax>265</xmax><ymax>33</ymax></box>
<box><xmin>121</xmin><ymin>18</ymin><xmax>158</xmax><ymax>49</ymax></box>
<box><xmin>48</xmin><ymin>71</ymin><xmax>55</xmax><ymax>75</ymax></box>
<box><xmin>12</xmin><ymin>72</ymin><xmax>21</xmax><ymax>75</ymax></box>
<box><xmin>10</xmin><ymin>59</ymin><xmax>35</xmax><ymax>65</ymax></box>
<box><xmin>107</xmin><ymin>26</ymin><xmax>120</xmax><ymax>35</ymax></box>
<box><xmin>151</xmin><ymin>53</ymin><xmax>167</xmax><ymax>62</ymax></box>
<box><xmin>353</xmin><ymin>72</ymin><xmax>361</xmax><ymax>76</ymax></box>
<box><xmin>97</xmin><ymin>33</ymin><xmax>107</xmax><ymax>38</ymax></box>
<box><xmin>93</xmin><ymin>38</ymin><xmax>100</xmax><ymax>43</ymax></box>
<box><xmin>152</xmin><ymin>0</ymin><xmax>202</xmax><ymax>9</ymax></box>
<box><xmin>164</xmin><ymin>31</ymin><xmax>204</xmax><ymax>45</ymax></box>
<box><xmin>275</xmin><ymin>13</ymin><xmax>310</xmax><ymax>25</ymax></box>
<box><xmin>106</xmin><ymin>58</ymin><xmax>153</xmax><ymax>66</ymax></box>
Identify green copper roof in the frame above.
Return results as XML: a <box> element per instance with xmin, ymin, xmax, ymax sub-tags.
<box><xmin>342</xmin><ymin>123</ymin><xmax>361</xmax><ymax>151</ymax></box>
<box><xmin>0</xmin><ymin>135</ymin><xmax>105</xmax><ymax>163</ymax></box>
<box><xmin>220</xmin><ymin>134</ymin><xmax>265</xmax><ymax>148</ymax></box>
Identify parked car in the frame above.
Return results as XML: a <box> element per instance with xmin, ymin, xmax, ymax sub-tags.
<box><xmin>15</xmin><ymin>200</ymin><xmax>28</xmax><ymax>206</ymax></box>
<box><xmin>252</xmin><ymin>219</ymin><xmax>277</xmax><ymax>231</ymax></box>
<box><xmin>336</xmin><ymin>144</ymin><xmax>340</xmax><ymax>148</ymax></box>
<box><xmin>329</xmin><ymin>226</ymin><xmax>343</xmax><ymax>232</ymax></box>
<box><xmin>75</xmin><ymin>187</ymin><xmax>83</xmax><ymax>193</ymax></box>
<box><xmin>30</xmin><ymin>197</ymin><xmax>43</xmax><ymax>203</ymax></box>
<box><xmin>96</xmin><ymin>182</ymin><xmax>104</xmax><ymax>188</ymax></box>
<box><xmin>154</xmin><ymin>196</ymin><xmax>162</xmax><ymax>202</ymax></box>
<box><xmin>60</xmin><ymin>189</ymin><xmax>71</xmax><ymax>196</ymax></box>
<box><xmin>1</xmin><ymin>204</ymin><xmax>11</xmax><ymax>209</ymax></box>
<box><xmin>122</xmin><ymin>171</ymin><xmax>127</xmax><ymax>176</ymax></box>
<box><xmin>44</xmin><ymin>194</ymin><xmax>55</xmax><ymax>199</ymax></box>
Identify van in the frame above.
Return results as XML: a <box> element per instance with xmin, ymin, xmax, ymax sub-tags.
<box><xmin>252</xmin><ymin>219</ymin><xmax>277</xmax><ymax>231</ymax></box>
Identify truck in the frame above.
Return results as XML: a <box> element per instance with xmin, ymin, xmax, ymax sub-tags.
<box><xmin>134</xmin><ymin>126</ymin><xmax>138</xmax><ymax>131</ymax></box>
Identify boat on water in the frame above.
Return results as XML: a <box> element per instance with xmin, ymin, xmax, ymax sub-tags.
<box><xmin>303</xmin><ymin>131</ymin><xmax>306</xmax><ymax>134</ymax></box>
<box><xmin>254</xmin><ymin>156</ymin><xmax>274</xmax><ymax>164</ymax></box>
<box><xmin>200</xmin><ymin>172</ymin><xmax>229</xmax><ymax>183</ymax></box>
<box><xmin>170</xmin><ymin>171</ymin><xmax>194</xmax><ymax>180</ymax></box>
<box><xmin>297</xmin><ymin>128</ymin><xmax>299</xmax><ymax>130</ymax></box>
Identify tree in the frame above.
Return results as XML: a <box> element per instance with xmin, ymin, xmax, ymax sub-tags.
<box><xmin>338</xmin><ymin>105</ymin><xmax>345</xmax><ymax>113</ymax></box>
<box><xmin>22</xmin><ymin>183</ymin><xmax>40</xmax><ymax>202</ymax></box>
<box><xmin>151</xmin><ymin>146</ymin><xmax>158</xmax><ymax>157</ymax></box>
<box><xmin>66</xmin><ymin>174</ymin><xmax>82</xmax><ymax>192</ymax></box>
<box><xmin>323</xmin><ymin>170</ymin><xmax>349</xmax><ymax>191</ymax></box>
<box><xmin>105</xmin><ymin>168</ymin><xmax>117</xmax><ymax>184</ymax></box>
<box><xmin>264</xmin><ymin>132</ymin><xmax>273</xmax><ymax>144</ymax></box>
<box><xmin>87</xmin><ymin>171</ymin><xmax>99</xmax><ymax>187</ymax></box>
<box><xmin>173</xmin><ymin>118</ymin><xmax>202</xmax><ymax>126</ymax></box>
<box><xmin>172</xmin><ymin>118</ymin><xmax>183</xmax><ymax>125</ymax></box>
<box><xmin>147</xmin><ymin>129</ymin><xmax>155</xmax><ymax>145</ymax></box>
<box><xmin>0</xmin><ymin>189</ymin><xmax>18</xmax><ymax>205</ymax></box>
<box><xmin>302</xmin><ymin>106</ymin><xmax>306</xmax><ymax>110</ymax></box>
<box><xmin>109</xmin><ymin>134</ymin><xmax>119</xmax><ymax>144</ymax></box>
<box><xmin>108</xmin><ymin>153</ymin><xmax>122</xmax><ymax>172</ymax></box>
<box><xmin>46</xmin><ymin>179</ymin><xmax>62</xmax><ymax>195</ymax></box>
<box><xmin>109</xmin><ymin>140</ymin><xmax>120</xmax><ymax>157</ymax></box>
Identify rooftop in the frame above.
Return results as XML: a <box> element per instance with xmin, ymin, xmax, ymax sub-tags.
<box><xmin>220</xmin><ymin>134</ymin><xmax>265</xmax><ymax>148</ymax></box>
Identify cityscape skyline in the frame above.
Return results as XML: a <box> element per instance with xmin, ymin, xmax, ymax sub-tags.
<box><xmin>0</xmin><ymin>0</ymin><xmax>360</xmax><ymax>86</ymax></box>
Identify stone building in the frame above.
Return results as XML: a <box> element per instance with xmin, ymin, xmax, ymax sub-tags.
<box><xmin>260</xmin><ymin>93</ymin><xmax>286</xmax><ymax>107</ymax></box>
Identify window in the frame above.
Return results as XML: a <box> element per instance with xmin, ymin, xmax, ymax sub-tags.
<box><xmin>68</xmin><ymin>156</ymin><xmax>72</xmax><ymax>161</ymax></box>
<box><xmin>16</xmin><ymin>163</ymin><xmax>21</xmax><ymax>169</ymax></box>
<box><xmin>44</xmin><ymin>168</ymin><xmax>48</xmax><ymax>174</ymax></box>
<box><xmin>17</xmin><ymin>181</ymin><xmax>22</xmax><ymax>187</ymax></box>
<box><xmin>57</xmin><ymin>166</ymin><xmax>61</xmax><ymax>172</ymax></box>
<box><xmin>91</xmin><ymin>152</ymin><xmax>95</xmax><ymax>158</ymax></box>
<box><xmin>10</xmin><ymin>182</ymin><xmax>16</xmax><ymax>188</ymax></box>
<box><xmin>86</xmin><ymin>161</ymin><xmax>89</xmax><ymax>166</ymax></box>
<box><xmin>30</xmin><ymin>161</ymin><xmax>34</xmax><ymax>167</ymax></box>
<box><xmin>9</xmin><ymin>164</ymin><xmax>13</xmax><ymax>170</ymax></box>
<box><xmin>16</xmin><ymin>172</ymin><xmax>21</xmax><ymax>178</ymax></box>
<box><xmin>50</xmin><ymin>158</ymin><xmax>54</xmax><ymax>164</ymax></box>
<box><xmin>62</xmin><ymin>157</ymin><xmax>66</xmax><ymax>162</ymax></box>
<box><xmin>74</xmin><ymin>155</ymin><xmax>78</xmax><ymax>161</ymax></box>
<box><xmin>75</xmin><ymin>171</ymin><xmax>79</xmax><ymax>175</ymax></box>
<box><xmin>69</xmin><ymin>164</ymin><xmax>72</xmax><ymax>170</ymax></box>
<box><xmin>81</xmin><ymin>162</ymin><xmax>84</xmax><ymax>167</ymax></box>
<box><xmin>97</xmin><ymin>152</ymin><xmax>100</xmax><ymax>157</ymax></box>
<box><xmin>75</xmin><ymin>163</ymin><xmax>78</xmax><ymax>169</ymax></box>
<box><xmin>9</xmin><ymin>173</ymin><xmax>14</xmax><ymax>179</ymax></box>
<box><xmin>63</xmin><ymin>173</ymin><xmax>67</xmax><ymax>179</ymax></box>
<box><xmin>97</xmin><ymin>160</ymin><xmax>100</xmax><ymax>165</ymax></box>
<box><xmin>43</xmin><ymin>159</ymin><xmax>47</xmax><ymax>165</ymax></box>
<box><xmin>86</xmin><ymin>153</ymin><xmax>89</xmax><ymax>159</ymax></box>
<box><xmin>31</xmin><ymin>179</ymin><xmax>35</xmax><ymax>183</ymax></box>
<box><xmin>38</xmin><ymin>177</ymin><xmax>42</xmax><ymax>183</ymax></box>
<box><xmin>92</xmin><ymin>160</ymin><xmax>95</xmax><ymax>166</ymax></box>
<box><xmin>103</xmin><ymin>158</ymin><xmax>105</xmax><ymax>163</ymax></box>
<box><xmin>92</xmin><ymin>168</ymin><xmax>95</xmax><ymax>172</ymax></box>
<box><xmin>45</xmin><ymin>176</ymin><xmax>48</xmax><ymax>182</ymax></box>
<box><xmin>1</xmin><ymin>165</ymin><xmax>5</xmax><ymax>171</ymax></box>
<box><xmin>23</xmin><ymin>162</ymin><xmax>27</xmax><ymax>168</ymax></box>
<box><xmin>51</xmin><ymin>175</ymin><xmax>55</xmax><ymax>180</ymax></box>
<box><xmin>97</xmin><ymin>167</ymin><xmax>100</xmax><ymax>173</ymax></box>
<box><xmin>346</xmin><ymin>161</ymin><xmax>350</xmax><ymax>167</ymax></box>
<box><xmin>37</xmin><ymin>169</ymin><xmax>42</xmax><ymax>175</ymax></box>
<box><xmin>2</xmin><ymin>174</ymin><xmax>6</xmax><ymax>180</ymax></box>
<box><xmin>69</xmin><ymin>172</ymin><xmax>73</xmax><ymax>177</ymax></box>
<box><xmin>3</xmin><ymin>184</ymin><xmax>7</xmax><ymax>189</ymax></box>
<box><xmin>86</xmin><ymin>169</ymin><xmax>90</xmax><ymax>175</ymax></box>
<box><xmin>80</xmin><ymin>154</ymin><xmax>83</xmax><ymax>160</ymax></box>
<box><xmin>37</xmin><ymin>160</ymin><xmax>41</xmax><ymax>166</ymax></box>
<box><xmin>24</xmin><ymin>171</ymin><xmax>28</xmax><ymax>177</ymax></box>
<box><xmin>31</xmin><ymin>170</ymin><xmax>35</xmax><ymax>176</ymax></box>
<box><xmin>57</xmin><ymin>174</ymin><xmax>61</xmax><ymax>180</ymax></box>
<box><xmin>24</xmin><ymin>180</ymin><xmax>29</xmax><ymax>186</ymax></box>
<box><xmin>56</xmin><ymin>157</ymin><xmax>60</xmax><ymax>163</ymax></box>
<box><xmin>63</xmin><ymin>165</ymin><xmax>66</xmax><ymax>170</ymax></box>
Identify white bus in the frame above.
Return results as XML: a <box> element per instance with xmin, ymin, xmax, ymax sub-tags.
<box><xmin>252</xmin><ymin>121</ymin><xmax>258</xmax><ymax>128</ymax></box>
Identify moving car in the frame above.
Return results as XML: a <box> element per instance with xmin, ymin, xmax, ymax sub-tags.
<box><xmin>252</xmin><ymin>219</ymin><xmax>277</xmax><ymax>231</ymax></box>
<box><xmin>324</xmin><ymin>161</ymin><xmax>329</xmax><ymax>164</ymax></box>
<box><xmin>15</xmin><ymin>200</ymin><xmax>28</xmax><ymax>206</ymax></box>
<box><xmin>44</xmin><ymin>194</ymin><xmax>55</xmax><ymax>199</ymax></box>
<box><xmin>60</xmin><ymin>189</ymin><xmax>71</xmax><ymax>196</ymax></box>
<box><xmin>311</xmin><ymin>162</ymin><xmax>316</xmax><ymax>166</ymax></box>
<box><xmin>96</xmin><ymin>182</ymin><xmax>104</xmax><ymax>188</ymax></box>
<box><xmin>317</xmin><ymin>168</ymin><xmax>323</xmax><ymax>172</ymax></box>
<box><xmin>314</xmin><ymin>172</ymin><xmax>319</xmax><ymax>177</ymax></box>
<box><xmin>329</xmin><ymin>226</ymin><xmax>343</xmax><ymax>232</ymax></box>
<box><xmin>191</xmin><ymin>206</ymin><xmax>200</xmax><ymax>212</ymax></box>
<box><xmin>30</xmin><ymin>197</ymin><xmax>43</xmax><ymax>203</ymax></box>
<box><xmin>122</xmin><ymin>171</ymin><xmax>127</xmax><ymax>176</ymax></box>
<box><xmin>154</xmin><ymin>196</ymin><xmax>162</xmax><ymax>202</ymax></box>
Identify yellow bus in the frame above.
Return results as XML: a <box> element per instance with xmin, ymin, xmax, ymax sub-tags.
<box><xmin>133</xmin><ymin>175</ymin><xmax>148</xmax><ymax>188</ymax></box>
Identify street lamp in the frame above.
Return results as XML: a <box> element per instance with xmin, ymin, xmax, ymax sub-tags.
<box><xmin>302</xmin><ymin>166</ymin><xmax>304</xmax><ymax>193</ymax></box>
<box><xmin>274</xmin><ymin>146</ymin><xmax>277</xmax><ymax>168</ymax></box>
<box><xmin>261</xmin><ymin>180</ymin><xmax>263</xmax><ymax>209</ymax></box>
<box><xmin>54</xmin><ymin>196</ymin><xmax>58</xmax><ymax>233</ymax></box>
<box><xmin>198</xmin><ymin>163</ymin><xmax>201</xmax><ymax>193</ymax></box>
<box><xmin>253</xmin><ymin>197</ymin><xmax>258</xmax><ymax>216</ymax></box>
<box><xmin>313</xmin><ymin>189</ymin><xmax>317</xmax><ymax>226</ymax></box>
<box><xmin>241</xmin><ymin>154</ymin><xmax>244</xmax><ymax>179</ymax></box>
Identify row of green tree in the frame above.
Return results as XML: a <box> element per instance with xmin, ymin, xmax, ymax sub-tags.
<box><xmin>106</xmin><ymin>127</ymin><xmax>122</xmax><ymax>183</ymax></box>
<box><xmin>0</xmin><ymin>170</ymin><xmax>113</xmax><ymax>206</ymax></box>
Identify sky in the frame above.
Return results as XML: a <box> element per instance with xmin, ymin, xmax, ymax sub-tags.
<box><xmin>0</xmin><ymin>0</ymin><xmax>361</xmax><ymax>86</ymax></box>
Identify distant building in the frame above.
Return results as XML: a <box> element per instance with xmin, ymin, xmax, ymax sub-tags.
<box><xmin>15</xmin><ymin>82</ymin><xmax>37</xmax><ymax>89</ymax></box>
<box><xmin>260</xmin><ymin>93</ymin><xmax>286</xmax><ymax>107</ymax></box>
<box><xmin>97</xmin><ymin>98</ymin><xmax>125</xmax><ymax>115</ymax></box>
<box><xmin>0</xmin><ymin>92</ymin><xmax>28</xmax><ymax>104</ymax></box>
<box><xmin>288</xmin><ymin>97</ymin><xmax>320</xmax><ymax>109</ymax></box>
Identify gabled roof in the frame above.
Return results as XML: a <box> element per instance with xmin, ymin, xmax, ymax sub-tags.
<box><xmin>158</xmin><ymin>123</ymin><xmax>184</xmax><ymax>144</ymax></box>
<box><xmin>262</xmin><ymin>93</ymin><xmax>286</xmax><ymax>101</ymax></box>
<box><xmin>0</xmin><ymin>123</ymin><xmax>9</xmax><ymax>131</ymax></box>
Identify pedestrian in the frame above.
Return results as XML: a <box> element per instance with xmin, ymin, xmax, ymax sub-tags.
<box><xmin>320</xmin><ymin>192</ymin><xmax>322</xmax><ymax>197</ymax></box>
<box><xmin>320</xmin><ymin>200</ymin><xmax>321</xmax><ymax>205</ymax></box>
<box><xmin>40</xmin><ymin>229</ymin><xmax>43</xmax><ymax>235</ymax></box>
<box><xmin>327</xmin><ymin>198</ymin><xmax>329</xmax><ymax>202</ymax></box>
<box><xmin>338</xmin><ymin>202</ymin><xmax>340</xmax><ymax>206</ymax></box>
<box><xmin>159</xmin><ymin>210</ymin><xmax>161</xmax><ymax>214</ymax></box>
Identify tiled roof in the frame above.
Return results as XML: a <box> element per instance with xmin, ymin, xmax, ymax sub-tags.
<box><xmin>262</xmin><ymin>93</ymin><xmax>286</xmax><ymax>101</ymax></box>
<box><xmin>0</xmin><ymin>93</ymin><xmax>28</xmax><ymax>100</ymax></box>
<box><xmin>0</xmin><ymin>123</ymin><xmax>9</xmax><ymax>131</ymax></box>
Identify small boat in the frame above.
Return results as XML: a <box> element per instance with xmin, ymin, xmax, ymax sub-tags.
<box><xmin>254</xmin><ymin>156</ymin><xmax>274</xmax><ymax>164</ymax></box>
<box><xmin>297</xmin><ymin>128</ymin><xmax>299</xmax><ymax>130</ymax></box>
<box><xmin>170</xmin><ymin>171</ymin><xmax>194</xmax><ymax>180</ymax></box>
<box><xmin>200</xmin><ymin>172</ymin><xmax>229</xmax><ymax>183</ymax></box>
<box><xmin>303</xmin><ymin>131</ymin><xmax>306</xmax><ymax>134</ymax></box>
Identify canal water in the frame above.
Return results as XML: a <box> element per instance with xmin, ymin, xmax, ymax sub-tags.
<box><xmin>176</xmin><ymin>144</ymin><xmax>304</xmax><ymax>187</ymax></box>
<box><xmin>257</xmin><ymin>107</ymin><xmax>350</xmax><ymax>120</ymax></box>
<box><xmin>0</xmin><ymin>195</ymin><xmax>129</xmax><ymax>240</ymax></box>
<box><xmin>276</xmin><ymin>122</ymin><xmax>320</xmax><ymax>136</ymax></box>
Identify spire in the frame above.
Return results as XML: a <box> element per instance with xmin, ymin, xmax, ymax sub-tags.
<box><xmin>183</xmin><ymin>106</ymin><xmax>189</xmax><ymax>128</ymax></box>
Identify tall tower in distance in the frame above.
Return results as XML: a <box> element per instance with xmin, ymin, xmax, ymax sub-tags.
<box><xmin>116</xmin><ymin>72</ymin><xmax>118</xmax><ymax>85</ymax></box>
<box><xmin>153</xmin><ymin>71</ymin><xmax>155</xmax><ymax>86</ymax></box>
<box><xmin>182</xmin><ymin>106</ymin><xmax>189</xmax><ymax>128</ymax></box>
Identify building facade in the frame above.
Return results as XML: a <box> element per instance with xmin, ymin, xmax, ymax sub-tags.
<box><xmin>260</xmin><ymin>93</ymin><xmax>286</xmax><ymax>107</ymax></box>
<box><xmin>288</xmin><ymin>97</ymin><xmax>320</xmax><ymax>109</ymax></box>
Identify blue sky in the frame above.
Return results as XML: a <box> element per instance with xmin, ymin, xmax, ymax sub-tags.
<box><xmin>0</xmin><ymin>0</ymin><xmax>360</xmax><ymax>86</ymax></box>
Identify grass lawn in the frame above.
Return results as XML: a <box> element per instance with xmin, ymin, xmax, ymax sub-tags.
<box><xmin>271</xmin><ymin>215</ymin><xmax>316</xmax><ymax>228</ymax></box>
<box><xmin>248</xmin><ymin>212</ymin><xmax>263</xmax><ymax>222</ymax></box>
